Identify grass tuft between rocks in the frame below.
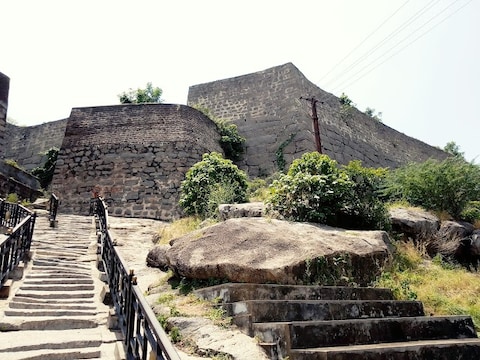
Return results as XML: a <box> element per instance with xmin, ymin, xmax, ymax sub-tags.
<box><xmin>376</xmin><ymin>240</ymin><xmax>480</xmax><ymax>330</ymax></box>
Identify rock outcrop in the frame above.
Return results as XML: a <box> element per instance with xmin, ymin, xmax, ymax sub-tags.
<box><xmin>389</xmin><ymin>207</ymin><xmax>440</xmax><ymax>240</ymax></box>
<box><xmin>166</xmin><ymin>218</ymin><xmax>392</xmax><ymax>286</ymax></box>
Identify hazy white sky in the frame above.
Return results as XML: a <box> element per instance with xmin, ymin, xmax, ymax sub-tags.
<box><xmin>2</xmin><ymin>0</ymin><xmax>479</xmax><ymax>161</ymax></box>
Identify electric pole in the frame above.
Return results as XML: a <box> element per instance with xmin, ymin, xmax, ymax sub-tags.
<box><xmin>300</xmin><ymin>96</ymin><xmax>323</xmax><ymax>154</ymax></box>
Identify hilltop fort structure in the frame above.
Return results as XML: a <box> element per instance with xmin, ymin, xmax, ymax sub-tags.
<box><xmin>1</xmin><ymin>64</ymin><xmax>447</xmax><ymax>219</ymax></box>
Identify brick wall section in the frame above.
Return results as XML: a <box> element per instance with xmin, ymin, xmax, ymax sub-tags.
<box><xmin>51</xmin><ymin>104</ymin><xmax>222</xmax><ymax>219</ymax></box>
<box><xmin>188</xmin><ymin>63</ymin><xmax>448</xmax><ymax>177</ymax></box>
<box><xmin>0</xmin><ymin>72</ymin><xmax>9</xmax><ymax>160</ymax></box>
<box><xmin>4</xmin><ymin>119</ymin><xmax>68</xmax><ymax>171</ymax></box>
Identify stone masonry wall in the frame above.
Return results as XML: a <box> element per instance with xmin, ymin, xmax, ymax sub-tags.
<box><xmin>51</xmin><ymin>104</ymin><xmax>222</xmax><ymax>220</ymax></box>
<box><xmin>0</xmin><ymin>72</ymin><xmax>9</xmax><ymax>160</ymax></box>
<box><xmin>4</xmin><ymin>119</ymin><xmax>68</xmax><ymax>171</ymax></box>
<box><xmin>188</xmin><ymin>63</ymin><xmax>448</xmax><ymax>177</ymax></box>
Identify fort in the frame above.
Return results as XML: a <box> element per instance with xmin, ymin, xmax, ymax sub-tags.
<box><xmin>1</xmin><ymin>64</ymin><xmax>447</xmax><ymax>219</ymax></box>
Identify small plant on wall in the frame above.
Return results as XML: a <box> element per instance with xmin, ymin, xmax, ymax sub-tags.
<box><xmin>192</xmin><ymin>104</ymin><xmax>245</xmax><ymax>161</ymax></box>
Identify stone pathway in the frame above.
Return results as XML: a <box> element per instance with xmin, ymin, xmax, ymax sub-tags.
<box><xmin>0</xmin><ymin>212</ymin><xmax>121</xmax><ymax>359</ymax></box>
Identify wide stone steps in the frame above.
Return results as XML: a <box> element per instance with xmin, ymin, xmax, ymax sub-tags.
<box><xmin>289</xmin><ymin>338</ymin><xmax>480</xmax><ymax>360</ymax></box>
<box><xmin>0</xmin><ymin>213</ymin><xmax>121</xmax><ymax>359</ymax></box>
<box><xmin>196</xmin><ymin>283</ymin><xmax>480</xmax><ymax>360</ymax></box>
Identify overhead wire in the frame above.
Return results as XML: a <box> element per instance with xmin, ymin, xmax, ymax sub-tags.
<box><xmin>329</xmin><ymin>0</ymin><xmax>474</xmax><ymax>92</ymax></box>
<box><xmin>318</xmin><ymin>0</ymin><xmax>411</xmax><ymax>84</ymax></box>
<box><xmin>322</xmin><ymin>0</ymin><xmax>442</xmax><ymax>88</ymax></box>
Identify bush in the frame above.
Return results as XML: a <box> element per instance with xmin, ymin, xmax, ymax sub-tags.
<box><xmin>179</xmin><ymin>152</ymin><xmax>248</xmax><ymax>219</ymax></box>
<box><xmin>340</xmin><ymin>160</ymin><xmax>390</xmax><ymax>230</ymax></box>
<box><xmin>460</xmin><ymin>201</ymin><xmax>480</xmax><ymax>223</ymax></box>
<box><xmin>265</xmin><ymin>153</ymin><xmax>352</xmax><ymax>224</ymax></box>
<box><xmin>266</xmin><ymin>153</ymin><xmax>391</xmax><ymax>230</ymax></box>
<box><xmin>31</xmin><ymin>147</ymin><xmax>59</xmax><ymax>189</ymax></box>
<box><xmin>384</xmin><ymin>157</ymin><xmax>480</xmax><ymax>219</ymax></box>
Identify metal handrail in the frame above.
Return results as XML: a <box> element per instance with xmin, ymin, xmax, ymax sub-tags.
<box><xmin>48</xmin><ymin>193</ymin><xmax>59</xmax><ymax>227</ymax></box>
<box><xmin>0</xmin><ymin>199</ymin><xmax>36</xmax><ymax>289</ymax></box>
<box><xmin>93</xmin><ymin>197</ymin><xmax>180</xmax><ymax>360</ymax></box>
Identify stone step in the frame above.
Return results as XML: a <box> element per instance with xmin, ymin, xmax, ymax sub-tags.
<box><xmin>26</xmin><ymin>273</ymin><xmax>92</xmax><ymax>279</ymax></box>
<box><xmin>9</xmin><ymin>300</ymin><xmax>96</xmax><ymax>310</ymax></box>
<box><xmin>32</xmin><ymin>260</ymin><xmax>91</xmax><ymax>269</ymax></box>
<box><xmin>20</xmin><ymin>283</ymin><xmax>95</xmax><ymax>291</ymax></box>
<box><xmin>0</xmin><ymin>347</ymin><xmax>101</xmax><ymax>360</ymax></box>
<box><xmin>12</xmin><ymin>295</ymin><xmax>95</xmax><ymax>304</ymax></box>
<box><xmin>253</xmin><ymin>315</ymin><xmax>477</xmax><ymax>350</ymax></box>
<box><xmin>289</xmin><ymin>338</ymin><xmax>480</xmax><ymax>360</ymax></box>
<box><xmin>195</xmin><ymin>283</ymin><xmax>394</xmax><ymax>303</ymax></box>
<box><xmin>23</xmin><ymin>278</ymin><xmax>94</xmax><ymax>285</ymax></box>
<box><xmin>27</xmin><ymin>268</ymin><xmax>91</xmax><ymax>276</ymax></box>
<box><xmin>15</xmin><ymin>290</ymin><xmax>95</xmax><ymax>299</ymax></box>
<box><xmin>0</xmin><ymin>328</ymin><xmax>106</xmax><ymax>353</ymax></box>
<box><xmin>225</xmin><ymin>299</ymin><xmax>424</xmax><ymax>325</ymax></box>
<box><xmin>0</xmin><ymin>315</ymin><xmax>102</xmax><ymax>331</ymax></box>
<box><xmin>4</xmin><ymin>308</ymin><xmax>100</xmax><ymax>317</ymax></box>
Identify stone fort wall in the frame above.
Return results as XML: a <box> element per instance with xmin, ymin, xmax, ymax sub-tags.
<box><xmin>0</xmin><ymin>72</ymin><xmax>9</xmax><ymax>160</ymax></box>
<box><xmin>5</xmin><ymin>119</ymin><xmax>68</xmax><ymax>171</ymax></box>
<box><xmin>188</xmin><ymin>63</ymin><xmax>447</xmax><ymax>177</ymax></box>
<box><xmin>51</xmin><ymin>104</ymin><xmax>222</xmax><ymax>219</ymax></box>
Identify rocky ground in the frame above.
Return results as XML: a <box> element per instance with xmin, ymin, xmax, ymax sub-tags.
<box><xmin>106</xmin><ymin>215</ymin><xmax>269</xmax><ymax>360</ymax></box>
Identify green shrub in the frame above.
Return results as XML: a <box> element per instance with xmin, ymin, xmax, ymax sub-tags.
<box><xmin>265</xmin><ymin>153</ymin><xmax>352</xmax><ymax>224</ymax></box>
<box><xmin>31</xmin><ymin>147</ymin><xmax>59</xmax><ymax>189</ymax></box>
<box><xmin>460</xmin><ymin>201</ymin><xmax>480</xmax><ymax>223</ymax></box>
<box><xmin>383</xmin><ymin>157</ymin><xmax>480</xmax><ymax>219</ymax></box>
<box><xmin>192</xmin><ymin>104</ymin><xmax>245</xmax><ymax>161</ymax></box>
<box><xmin>6</xmin><ymin>193</ymin><xmax>19</xmax><ymax>203</ymax></box>
<box><xmin>179</xmin><ymin>152</ymin><xmax>248</xmax><ymax>219</ymax></box>
<box><xmin>266</xmin><ymin>153</ymin><xmax>391</xmax><ymax>230</ymax></box>
<box><xmin>340</xmin><ymin>160</ymin><xmax>390</xmax><ymax>230</ymax></box>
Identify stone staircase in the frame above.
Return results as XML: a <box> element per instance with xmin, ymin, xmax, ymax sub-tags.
<box><xmin>195</xmin><ymin>283</ymin><xmax>480</xmax><ymax>360</ymax></box>
<box><xmin>0</xmin><ymin>213</ymin><xmax>122</xmax><ymax>359</ymax></box>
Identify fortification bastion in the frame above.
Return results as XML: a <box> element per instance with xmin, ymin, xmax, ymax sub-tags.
<box><xmin>51</xmin><ymin>104</ymin><xmax>222</xmax><ymax>219</ymax></box>
<box><xmin>188</xmin><ymin>62</ymin><xmax>447</xmax><ymax>177</ymax></box>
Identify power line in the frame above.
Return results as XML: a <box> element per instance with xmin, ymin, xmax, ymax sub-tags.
<box><xmin>319</xmin><ymin>0</ymin><xmax>411</xmax><ymax>83</ymax></box>
<box><xmin>323</xmin><ymin>0</ymin><xmax>442</xmax><ymax>89</ymax></box>
<box><xmin>330</xmin><ymin>0</ymin><xmax>474</xmax><ymax>92</ymax></box>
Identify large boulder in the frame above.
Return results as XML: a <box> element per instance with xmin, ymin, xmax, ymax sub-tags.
<box><xmin>389</xmin><ymin>207</ymin><xmax>440</xmax><ymax>240</ymax></box>
<box><xmin>166</xmin><ymin>218</ymin><xmax>392</xmax><ymax>286</ymax></box>
<box><xmin>218</xmin><ymin>202</ymin><xmax>264</xmax><ymax>221</ymax></box>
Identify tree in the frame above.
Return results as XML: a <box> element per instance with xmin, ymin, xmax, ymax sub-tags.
<box><xmin>118</xmin><ymin>82</ymin><xmax>163</xmax><ymax>104</ymax></box>
<box><xmin>365</xmin><ymin>107</ymin><xmax>383</xmax><ymax>122</ymax></box>
<box><xmin>444</xmin><ymin>141</ymin><xmax>465</xmax><ymax>160</ymax></box>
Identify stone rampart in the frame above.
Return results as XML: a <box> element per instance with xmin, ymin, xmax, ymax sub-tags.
<box><xmin>188</xmin><ymin>63</ymin><xmax>448</xmax><ymax>177</ymax></box>
<box><xmin>4</xmin><ymin>119</ymin><xmax>68</xmax><ymax>171</ymax></box>
<box><xmin>51</xmin><ymin>104</ymin><xmax>222</xmax><ymax>219</ymax></box>
<box><xmin>0</xmin><ymin>72</ymin><xmax>9</xmax><ymax>160</ymax></box>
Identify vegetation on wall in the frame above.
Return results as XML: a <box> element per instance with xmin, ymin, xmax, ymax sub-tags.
<box><xmin>192</xmin><ymin>104</ymin><xmax>245</xmax><ymax>161</ymax></box>
<box><xmin>31</xmin><ymin>147</ymin><xmax>59</xmax><ymax>189</ymax></box>
<box><xmin>275</xmin><ymin>133</ymin><xmax>297</xmax><ymax>172</ymax></box>
<box><xmin>179</xmin><ymin>152</ymin><xmax>248</xmax><ymax>219</ymax></box>
<box><xmin>118</xmin><ymin>82</ymin><xmax>163</xmax><ymax>104</ymax></box>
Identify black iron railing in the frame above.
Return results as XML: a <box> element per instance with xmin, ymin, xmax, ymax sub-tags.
<box><xmin>0</xmin><ymin>199</ymin><xmax>36</xmax><ymax>289</ymax></box>
<box><xmin>93</xmin><ymin>197</ymin><xmax>180</xmax><ymax>360</ymax></box>
<box><xmin>49</xmin><ymin>193</ymin><xmax>59</xmax><ymax>227</ymax></box>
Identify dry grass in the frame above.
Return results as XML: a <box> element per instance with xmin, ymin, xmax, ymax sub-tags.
<box><xmin>155</xmin><ymin>216</ymin><xmax>204</xmax><ymax>244</ymax></box>
<box><xmin>376</xmin><ymin>241</ymin><xmax>480</xmax><ymax>330</ymax></box>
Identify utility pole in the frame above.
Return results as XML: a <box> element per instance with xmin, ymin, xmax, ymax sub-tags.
<box><xmin>300</xmin><ymin>96</ymin><xmax>323</xmax><ymax>154</ymax></box>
